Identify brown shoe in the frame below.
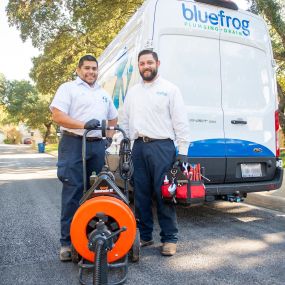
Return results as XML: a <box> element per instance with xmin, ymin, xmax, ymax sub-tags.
<box><xmin>60</xmin><ymin>246</ymin><xmax>72</xmax><ymax>261</ymax></box>
<box><xmin>161</xmin><ymin>242</ymin><xmax>177</xmax><ymax>256</ymax></box>
<box><xmin>140</xmin><ymin>239</ymin><xmax>154</xmax><ymax>247</ymax></box>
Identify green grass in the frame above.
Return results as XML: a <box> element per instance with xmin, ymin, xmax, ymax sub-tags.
<box><xmin>45</xmin><ymin>143</ymin><xmax>58</xmax><ymax>153</ymax></box>
<box><xmin>280</xmin><ymin>149</ymin><xmax>285</xmax><ymax>167</ymax></box>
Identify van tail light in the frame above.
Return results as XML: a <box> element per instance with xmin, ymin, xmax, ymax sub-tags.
<box><xmin>275</xmin><ymin>110</ymin><xmax>280</xmax><ymax>157</ymax></box>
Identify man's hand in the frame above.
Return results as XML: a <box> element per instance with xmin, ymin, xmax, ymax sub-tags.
<box><xmin>104</xmin><ymin>137</ymin><xmax>113</xmax><ymax>149</ymax></box>
<box><xmin>84</xmin><ymin>119</ymin><xmax>100</xmax><ymax>130</ymax></box>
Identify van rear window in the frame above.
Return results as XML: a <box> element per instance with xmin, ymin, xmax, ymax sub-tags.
<box><xmin>194</xmin><ymin>0</ymin><xmax>238</xmax><ymax>10</ymax></box>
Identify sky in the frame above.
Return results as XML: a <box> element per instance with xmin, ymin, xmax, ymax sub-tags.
<box><xmin>0</xmin><ymin>0</ymin><xmax>39</xmax><ymax>81</ymax></box>
<box><xmin>0</xmin><ymin>0</ymin><xmax>250</xmax><ymax>82</ymax></box>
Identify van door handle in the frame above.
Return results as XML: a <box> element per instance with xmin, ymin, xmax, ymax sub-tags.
<box><xmin>231</xmin><ymin>120</ymin><xmax>247</xmax><ymax>125</ymax></box>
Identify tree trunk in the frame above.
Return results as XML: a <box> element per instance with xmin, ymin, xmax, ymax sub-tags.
<box><xmin>43</xmin><ymin>122</ymin><xmax>52</xmax><ymax>144</ymax></box>
<box><xmin>278</xmin><ymin>82</ymin><xmax>285</xmax><ymax>136</ymax></box>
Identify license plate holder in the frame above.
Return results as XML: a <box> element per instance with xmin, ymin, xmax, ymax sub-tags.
<box><xmin>241</xmin><ymin>163</ymin><xmax>262</xmax><ymax>178</ymax></box>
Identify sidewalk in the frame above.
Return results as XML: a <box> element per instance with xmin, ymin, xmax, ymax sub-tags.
<box><xmin>48</xmin><ymin>150</ymin><xmax>58</xmax><ymax>157</ymax></box>
<box><xmin>246</xmin><ymin>175</ymin><xmax>285</xmax><ymax>213</ymax></box>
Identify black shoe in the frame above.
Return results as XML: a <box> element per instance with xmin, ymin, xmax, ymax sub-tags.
<box><xmin>140</xmin><ymin>239</ymin><xmax>154</xmax><ymax>247</ymax></box>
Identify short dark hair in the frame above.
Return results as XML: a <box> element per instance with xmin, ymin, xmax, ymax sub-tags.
<box><xmin>78</xmin><ymin>55</ymin><xmax>98</xmax><ymax>68</ymax></box>
<box><xmin>138</xmin><ymin>50</ymin><xmax>158</xmax><ymax>62</ymax></box>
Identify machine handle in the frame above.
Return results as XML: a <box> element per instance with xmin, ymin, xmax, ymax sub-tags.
<box><xmin>83</xmin><ymin>120</ymin><xmax>127</xmax><ymax>139</ymax></box>
<box><xmin>82</xmin><ymin>120</ymin><xmax>128</xmax><ymax>194</ymax></box>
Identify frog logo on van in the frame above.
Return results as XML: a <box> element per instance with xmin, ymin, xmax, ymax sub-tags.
<box><xmin>182</xmin><ymin>3</ymin><xmax>250</xmax><ymax>37</ymax></box>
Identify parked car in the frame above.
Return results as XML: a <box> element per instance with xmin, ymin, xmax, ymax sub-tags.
<box><xmin>23</xmin><ymin>138</ymin><xmax>32</xmax><ymax>144</ymax></box>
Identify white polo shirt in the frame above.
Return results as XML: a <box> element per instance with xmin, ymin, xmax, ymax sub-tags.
<box><xmin>120</xmin><ymin>76</ymin><xmax>190</xmax><ymax>155</ymax></box>
<box><xmin>50</xmin><ymin>77</ymin><xmax>118</xmax><ymax>137</ymax></box>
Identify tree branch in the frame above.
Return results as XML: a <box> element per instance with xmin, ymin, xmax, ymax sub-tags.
<box><xmin>256</xmin><ymin>0</ymin><xmax>285</xmax><ymax>48</ymax></box>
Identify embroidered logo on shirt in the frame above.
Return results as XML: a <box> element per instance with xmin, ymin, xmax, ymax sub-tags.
<box><xmin>102</xmin><ymin>96</ymin><xmax>108</xmax><ymax>103</ymax></box>
<box><xmin>156</xmin><ymin>91</ymin><xmax>168</xmax><ymax>96</ymax></box>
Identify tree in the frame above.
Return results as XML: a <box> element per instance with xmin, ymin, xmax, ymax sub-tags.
<box><xmin>3</xmin><ymin>80</ymin><xmax>37</xmax><ymax>122</ymax></box>
<box><xmin>2</xmin><ymin>80</ymin><xmax>53</xmax><ymax>143</ymax></box>
<box><xmin>0</xmin><ymin>73</ymin><xmax>7</xmax><ymax>104</ymax></box>
<box><xmin>24</xmin><ymin>93</ymin><xmax>54</xmax><ymax>144</ymax></box>
<box><xmin>6</xmin><ymin>0</ymin><xmax>144</xmax><ymax>94</ymax></box>
<box><xmin>6</xmin><ymin>0</ymin><xmax>69</xmax><ymax>50</ymax></box>
<box><xmin>5</xmin><ymin>1</ymin><xmax>144</xmax><ymax>142</ymax></box>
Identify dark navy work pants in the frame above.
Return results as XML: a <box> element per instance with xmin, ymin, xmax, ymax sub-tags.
<box><xmin>57</xmin><ymin>134</ymin><xmax>105</xmax><ymax>246</ymax></box>
<box><xmin>132</xmin><ymin>139</ymin><xmax>178</xmax><ymax>243</ymax></box>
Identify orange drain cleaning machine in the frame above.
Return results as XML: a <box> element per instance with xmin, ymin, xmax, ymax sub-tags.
<box><xmin>70</xmin><ymin>122</ymin><xmax>139</xmax><ymax>285</ymax></box>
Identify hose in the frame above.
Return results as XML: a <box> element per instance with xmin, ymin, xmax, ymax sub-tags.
<box><xmin>119</xmin><ymin>137</ymin><xmax>134</xmax><ymax>180</ymax></box>
<box><xmin>93</xmin><ymin>240</ymin><xmax>108</xmax><ymax>285</ymax></box>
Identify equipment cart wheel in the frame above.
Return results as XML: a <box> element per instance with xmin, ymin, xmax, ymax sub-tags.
<box><xmin>129</xmin><ymin>228</ymin><xmax>140</xmax><ymax>262</ymax></box>
<box><xmin>71</xmin><ymin>244</ymin><xmax>81</xmax><ymax>264</ymax></box>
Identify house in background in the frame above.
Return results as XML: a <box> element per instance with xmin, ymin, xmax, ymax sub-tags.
<box><xmin>18</xmin><ymin>123</ymin><xmax>42</xmax><ymax>144</ymax></box>
<box><xmin>0</xmin><ymin>130</ymin><xmax>4</xmax><ymax>143</ymax></box>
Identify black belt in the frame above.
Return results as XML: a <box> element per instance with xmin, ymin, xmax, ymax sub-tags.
<box><xmin>62</xmin><ymin>130</ymin><xmax>102</xmax><ymax>142</ymax></box>
<box><xmin>137</xmin><ymin>136</ymin><xmax>171</xmax><ymax>143</ymax></box>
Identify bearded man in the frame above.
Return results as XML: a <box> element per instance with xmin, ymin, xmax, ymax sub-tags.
<box><xmin>121</xmin><ymin>49</ymin><xmax>190</xmax><ymax>256</ymax></box>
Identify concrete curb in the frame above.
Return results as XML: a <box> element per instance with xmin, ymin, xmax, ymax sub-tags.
<box><xmin>246</xmin><ymin>177</ymin><xmax>285</xmax><ymax>212</ymax></box>
<box><xmin>47</xmin><ymin>150</ymin><xmax>58</xmax><ymax>157</ymax></box>
<box><xmin>246</xmin><ymin>193</ymin><xmax>285</xmax><ymax>213</ymax></box>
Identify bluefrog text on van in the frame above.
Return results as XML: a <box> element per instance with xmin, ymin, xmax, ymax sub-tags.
<box><xmin>182</xmin><ymin>3</ymin><xmax>250</xmax><ymax>36</ymax></box>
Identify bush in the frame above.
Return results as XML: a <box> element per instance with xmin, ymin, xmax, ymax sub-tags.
<box><xmin>5</xmin><ymin>127</ymin><xmax>21</xmax><ymax>144</ymax></box>
<box><xmin>4</xmin><ymin>138</ymin><xmax>14</xmax><ymax>144</ymax></box>
<box><xmin>47</xmin><ymin>134</ymin><xmax>58</xmax><ymax>144</ymax></box>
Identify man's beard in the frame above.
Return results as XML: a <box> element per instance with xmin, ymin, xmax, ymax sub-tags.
<box><xmin>140</xmin><ymin>68</ymin><xmax>158</xmax><ymax>82</ymax></box>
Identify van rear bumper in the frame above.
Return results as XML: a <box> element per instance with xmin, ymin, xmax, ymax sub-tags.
<box><xmin>205</xmin><ymin>167</ymin><xmax>283</xmax><ymax>196</ymax></box>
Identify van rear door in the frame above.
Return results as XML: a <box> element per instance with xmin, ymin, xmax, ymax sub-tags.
<box><xmin>220</xmin><ymin>15</ymin><xmax>277</xmax><ymax>183</ymax></box>
<box><xmin>158</xmin><ymin>33</ymin><xmax>226</xmax><ymax>183</ymax></box>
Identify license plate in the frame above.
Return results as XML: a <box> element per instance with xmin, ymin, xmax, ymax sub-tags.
<box><xmin>241</xmin><ymin>163</ymin><xmax>262</xmax><ymax>178</ymax></box>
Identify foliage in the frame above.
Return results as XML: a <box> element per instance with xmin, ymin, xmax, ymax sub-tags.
<box><xmin>1</xmin><ymin>80</ymin><xmax>53</xmax><ymax>143</ymax></box>
<box><xmin>6</xmin><ymin>0</ymin><xmax>68</xmax><ymax>50</ymax></box>
<box><xmin>0</xmin><ymin>105</ymin><xmax>8</xmax><ymax>124</ymax></box>
<box><xmin>0</xmin><ymin>74</ymin><xmax>9</xmax><ymax>125</ymax></box>
<box><xmin>0</xmin><ymin>73</ymin><xmax>6</xmax><ymax>101</ymax></box>
<box><xmin>3</xmin><ymin>80</ymin><xmax>37</xmax><ymax>123</ymax></box>
<box><xmin>4</xmin><ymin>127</ymin><xmax>21</xmax><ymax>144</ymax></box>
<box><xmin>7</xmin><ymin>0</ymin><xmax>144</xmax><ymax>94</ymax></box>
<box><xmin>280</xmin><ymin>148</ymin><xmax>285</xmax><ymax>168</ymax></box>
<box><xmin>45</xmin><ymin>143</ymin><xmax>58</xmax><ymax>153</ymax></box>
<box><xmin>4</xmin><ymin>1</ymin><xmax>143</xmax><ymax>143</ymax></box>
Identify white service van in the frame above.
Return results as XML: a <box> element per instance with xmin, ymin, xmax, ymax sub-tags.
<box><xmin>98</xmin><ymin>0</ymin><xmax>283</xmax><ymax>201</ymax></box>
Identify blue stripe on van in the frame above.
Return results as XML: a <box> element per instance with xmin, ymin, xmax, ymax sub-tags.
<box><xmin>188</xmin><ymin>139</ymin><xmax>275</xmax><ymax>157</ymax></box>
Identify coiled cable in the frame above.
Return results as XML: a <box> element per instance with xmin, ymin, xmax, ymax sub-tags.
<box><xmin>118</xmin><ymin>137</ymin><xmax>134</xmax><ymax>181</ymax></box>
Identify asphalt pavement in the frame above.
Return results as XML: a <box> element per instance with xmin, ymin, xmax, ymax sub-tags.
<box><xmin>0</xmin><ymin>144</ymin><xmax>284</xmax><ymax>285</ymax></box>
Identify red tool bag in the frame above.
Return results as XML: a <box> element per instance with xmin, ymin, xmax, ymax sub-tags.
<box><xmin>161</xmin><ymin>161</ymin><xmax>205</xmax><ymax>206</ymax></box>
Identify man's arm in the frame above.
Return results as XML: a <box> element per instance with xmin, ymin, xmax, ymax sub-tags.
<box><xmin>51</xmin><ymin>107</ymin><xmax>85</xmax><ymax>129</ymax></box>
<box><xmin>170</xmin><ymin>87</ymin><xmax>190</xmax><ymax>156</ymax></box>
